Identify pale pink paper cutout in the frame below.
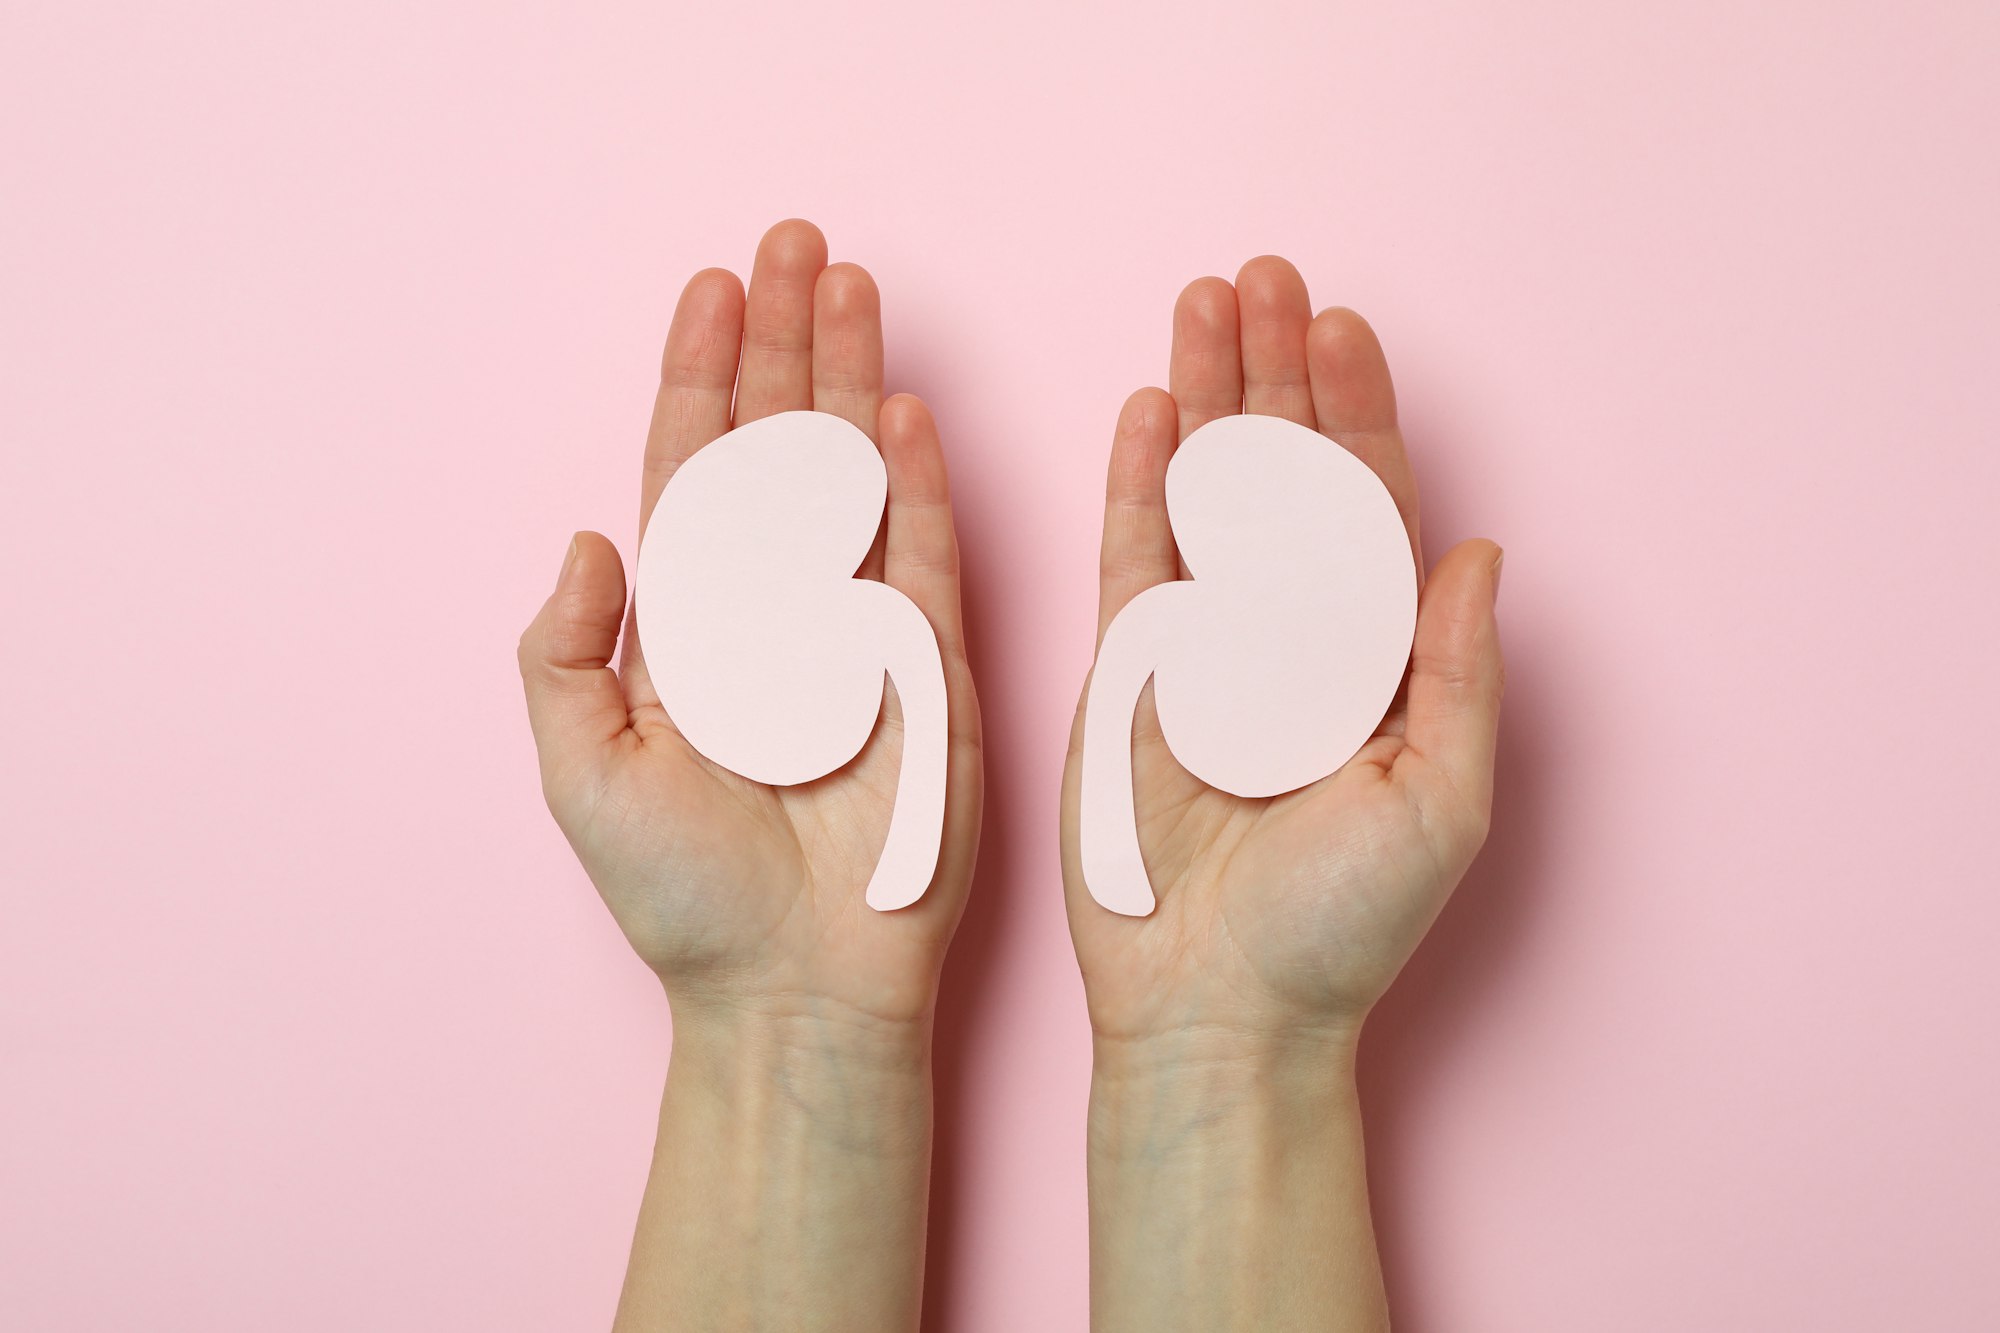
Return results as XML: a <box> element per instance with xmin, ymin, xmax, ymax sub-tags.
<box><xmin>635</xmin><ymin>410</ymin><xmax>947</xmax><ymax>912</ymax></box>
<box><xmin>1080</xmin><ymin>413</ymin><xmax>1418</xmax><ymax>917</ymax></box>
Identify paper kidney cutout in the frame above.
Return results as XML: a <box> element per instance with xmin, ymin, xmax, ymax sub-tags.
<box><xmin>635</xmin><ymin>410</ymin><xmax>947</xmax><ymax>912</ymax></box>
<box><xmin>1080</xmin><ymin>413</ymin><xmax>1418</xmax><ymax>917</ymax></box>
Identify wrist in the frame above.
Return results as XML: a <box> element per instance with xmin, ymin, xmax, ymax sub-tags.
<box><xmin>627</xmin><ymin>984</ymin><xmax>936</xmax><ymax>1333</ymax></box>
<box><xmin>1091</xmin><ymin>1017</ymin><xmax>1361</xmax><ymax>1090</ymax></box>
<box><xmin>1086</xmin><ymin>1024</ymin><xmax>1385</xmax><ymax>1331</ymax></box>
<box><xmin>664</xmin><ymin>993</ymin><xmax>934</xmax><ymax>1160</ymax></box>
<box><xmin>1089</xmin><ymin>1023</ymin><xmax>1362</xmax><ymax>1164</ymax></box>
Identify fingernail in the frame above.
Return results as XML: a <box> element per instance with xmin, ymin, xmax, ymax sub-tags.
<box><xmin>557</xmin><ymin>535</ymin><xmax>580</xmax><ymax>588</ymax></box>
<box><xmin>1491</xmin><ymin>546</ymin><xmax>1505</xmax><ymax>596</ymax></box>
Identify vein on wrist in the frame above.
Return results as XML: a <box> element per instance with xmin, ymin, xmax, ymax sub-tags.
<box><xmin>664</xmin><ymin>998</ymin><xmax>934</xmax><ymax>1162</ymax></box>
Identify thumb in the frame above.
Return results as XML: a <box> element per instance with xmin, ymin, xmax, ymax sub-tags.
<box><xmin>518</xmin><ymin>531</ymin><xmax>630</xmax><ymax>799</ymax></box>
<box><xmin>1402</xmin><ymin>538</ymin><xmax>1505</xmax><ymax>845</ymax></box>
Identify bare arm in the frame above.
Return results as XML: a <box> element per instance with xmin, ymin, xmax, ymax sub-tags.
<box><xmin>1062</xmin><ymin>262</ymin><xmax>1503</xmax><ymax>1330</ymax></box>
<box><xmin>1088</xmin><ymin>1030</ymin><xmax>1383</xmax><ymax>1332</ymax></box>
<box><xmin>617</xmin><ymin>1007</ymin><xmax>935</xmax><ymax>1332</ymax></box>
<box><xmin>520</xmin><ymin>220</ymin><xmax>982</xmax><ymax>1332</ymax></box>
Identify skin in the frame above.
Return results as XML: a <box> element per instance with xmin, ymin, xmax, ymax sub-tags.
<box><xmin>522</xmin><ymin>230</ymin><xmax>1500</xmax><ymax>1328</ymax></box>
<box><xmin>1060</xmin><ymin>258</ymin><xmax>1506</xmax><ymax>1331</ymax></box>
<box><xmin>518</xmin><ymin>219</ymin><xmax>981</xmax><ymax>1333</ymax></box>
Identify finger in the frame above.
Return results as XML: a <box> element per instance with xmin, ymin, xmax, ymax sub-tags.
<box><xmin>1235</xmin><ymin>256</ymin><xmax>1316</xmax><ymax>426</ymax></box>
<box><xmin>733</xmin><ymin>219</ymin><xmax>827</xmax><ymax>425</ymax></box>
<box><xmin>878</xmin><ymin>394</ymin><xmax>983</xmax><ymax>915</ymax></box>
<box><xmin>1168</xmin><ymin>276</ymin><xmax>1242</xmax><ymax>442</ymax></box>
<box><xmin>1307</xmin><ymin>306</ymin><xmax>1422</xmax><ymax>567</ymax></box>
<box><xmin>624</xmin><ymin>269</ymin><xmax>744</xmax><ymax>706</ymax></box>
<box><xmin>1097</xmin><ymin>386</ymin><xmax>1179</xmax><ymax>642</ymax></box>
<box><xmin>519</xmin><ymin>532</ymin><xmax>631</xmax><ymax>805</ymax></box>
<box><xmin>639</xmin><ymin>267</ymin><xmax>746</xmax><ymax>532</ymax></box>
<box><xmin>812</xmin><ymin>262</ymin><xmax>884</xmax><ymax>440</ymax></box>
<box><xmin>880</xmin><ymin>393</ymin><xmax>969</xmax><ymax>672</ymax></box>
<box><xmin>1401</xmin><ymin>539</ymin><xmax>1505</xmax><ymax>849</ymax></box>
<box><xmin>814</xmin><ymin>261</ymin><xmax>888</xmax><ymax>580</ymax></box>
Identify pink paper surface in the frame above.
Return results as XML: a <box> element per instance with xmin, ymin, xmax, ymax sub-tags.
<box><xmin>636</xmin><ymin>410</ymin><xmax>946</xmax><ymax>910</ymax></box>
<box><xmin>1081</xmin><ymin>414</ymin><xmax>1416</xmax><ymax>915</ymax></box>
<box><xmin>3</xmin><ymin>4</ymin><xmax>1998</xmax><ymax>1331</ymax></box>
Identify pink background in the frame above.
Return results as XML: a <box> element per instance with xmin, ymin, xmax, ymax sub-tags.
<box><xmin>4</xmin><ymin>2</ymin><xmax>1997</xmax><ymax>1329</ymax></box>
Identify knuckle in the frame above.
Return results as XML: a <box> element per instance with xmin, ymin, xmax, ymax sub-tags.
<box><xmin>899</xmin><ymin>539</ymin><xmax>959</xmax><ymax>581</ymax></box>
<box><xmin>745</xmin><ymin>310</ymin><xmax>811</xmax><ymax>355</ymax></box>
<box><xmin>1098</xmin><ymin>547</ymin><xmax>1158</xmax><ymax>587</ymax></box>
<box><xmin>1106</xmin><ymin>447</ymin><xmax>1162</xmax><ymax>500</ymax></box>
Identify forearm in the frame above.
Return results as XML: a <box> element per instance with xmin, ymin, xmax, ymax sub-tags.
<box><xmin>615</xmin><ymin>1000</ymin><xmax>935</xmax><ymax>1333</ymax></box>
<box><xmin>1087</xmin><ymin>1026</ymin><xmax>1386</xmax><ymax>1333</ymax></box>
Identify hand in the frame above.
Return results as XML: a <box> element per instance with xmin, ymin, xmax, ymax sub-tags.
<box><xmin>1062</xmin><ymin>257</ymin><xmax>1504</xmax><ymax>1058</ymax></box>
<box><xmin>1064</xmin><ymin>258</ymin><xmax>1502</xmax><ymax>1331</ymax></box>
<box><xmin>519</xmin><ymin>219</ymin><xmax>983</xmax><ymax>1039</ymax></box>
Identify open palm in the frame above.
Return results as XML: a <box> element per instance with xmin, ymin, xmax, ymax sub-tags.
<box><xmin>520</xmin><ymin>221</ymin><xmax>981</xmax><ymax>1028</ymax></box>
<box><xmin>1062</xmin><ymin>258</ymin><xmax>1503</xmax><ymax>1047</ymax></box>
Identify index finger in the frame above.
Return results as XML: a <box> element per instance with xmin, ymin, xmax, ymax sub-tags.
<box><xmin>1096</xmin><ymin>387</ymin><xmax>1179</xmax><ymax>643</ymax></box>
<box><xmin>1306</xmin><ymin>306</ymin><xmax>1422</xmax><ymax>571</ymax></box>
<box><xmin>637</xmin><ymin>267</ymin><xmax>745</xmax><ymax>532</ymax></box>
